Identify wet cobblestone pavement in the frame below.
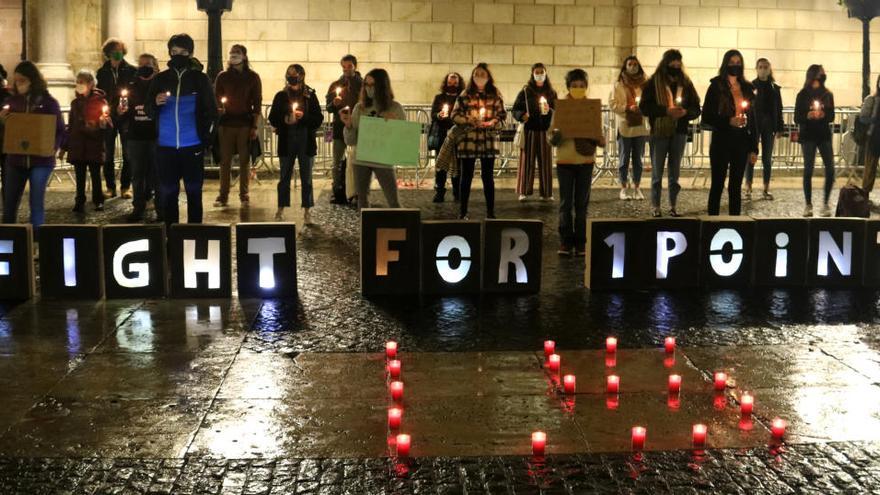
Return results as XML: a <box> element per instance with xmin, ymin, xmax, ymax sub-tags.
<box><xmin>1</xmin><ymin>178</ymin><xmax>880</xmax><ymax>493</ymax></box>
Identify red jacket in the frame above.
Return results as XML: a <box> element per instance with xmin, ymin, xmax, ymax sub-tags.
<box><xmin>64</xmin><ymin>89</ymin><xmax>110</xmax><ymax>164</ymax></box>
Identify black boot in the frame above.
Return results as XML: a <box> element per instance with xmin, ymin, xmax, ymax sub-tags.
<box><xmin>432</xmin><ymin>189</ymin><xmax>445</xmax><ymax>203</ymax></box>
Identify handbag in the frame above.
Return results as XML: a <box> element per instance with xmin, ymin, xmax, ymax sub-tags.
<box><xmin>513</xmin><ymin>87</ymin><xmax>529</xmax><ymax>149</ymax></box>
<box><xmin>249</xmin><ymin>136</ymin><xmax>262</xmax><ymax>163</ymax></box>
<box><xmin>427</xmin><ymin>121</ymin><xmax>443</xmax><ymax>151</ymax></box>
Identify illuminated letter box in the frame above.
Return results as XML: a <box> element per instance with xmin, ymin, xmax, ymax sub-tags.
<box><xmin>482</xmin><ymin>219</ymin><xmax>542</xmax><ymax>293</ymax></box>
<box><xmin>699</xmin><ymin>216</ymin><xmax>755</xmax><ymax>287</ymax></box>
<box><xmin>0</xmin><ymin>225</ymin><xmax>33</xmax><ymax>300</ymax></box>
<box><xmin>236</xmin><ymin>223</ymin><xmax>297</xmax><ymax>298</ymax></box>
<box><xmin>585</xmin><ymin>218</ymin><xmax>645</xmax><ymax>290</ymax></box>
<box><xmin>361</xmin><ymin>209</ymin><xmax>420</xmax><ymax>296</ymax></box>
<box><xmin>753</xmin><ymin>218</ymin><xmax>809</xmax><ymax>287</ymax></box>
<box><xmin>168</xmin><ymin>224</ymin><xmax>232</xmax><ymax>298</ymax></box>
<box><xmin>807</xmin><ymin>219</ymin><xmax>865</xmax><ymax>287</ymax></box>
<box><xmin>103</xmin><ymin>224</ymin><xmax>167</xmax><ymax>299</ymax></box>
<box><xmin>38</xmin><ymin>225</ymin><xmax>103</xmax><ymax>299</ymax></box>
<box><xmin>645</xmin><ymin>218</ymin><xmax>700</xmax><ymax>289</ymax></box>
<box><xmin>421</xmin><ymin>220</ymin><xmax>482</xmax><ymax>295</ymax></box>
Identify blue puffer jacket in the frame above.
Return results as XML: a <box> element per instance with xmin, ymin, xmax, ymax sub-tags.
<box><xmin>144</xmin><ymin>57</ymin><xmax>218</xmax><ymax>149</ymax></box>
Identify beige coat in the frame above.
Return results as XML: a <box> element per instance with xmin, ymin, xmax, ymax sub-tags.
<box><xmin>609</xmin><ymin>81</ymin><xmax>650</xmax><ymax>139</ymax></box>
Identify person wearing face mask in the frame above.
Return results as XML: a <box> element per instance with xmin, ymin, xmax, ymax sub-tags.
<box><xmin>145</xmin><ymin>34</ymin><xmax>219</xmax><ymax>226</ymax></box>
<box><xmin>794</xmin><ymin>65</ymin><xmax>836</xmax><ymax>217</ymax></box>
<box><xmin>430</xmin><ymin>72</ymin><xmax>464</xmax><ymax>203</ymax></box>
<box><xmin>513</xmin><ymin>63</ymin><xmax>557</xmax><ymax>201</ymax></box>
<box><xmin>639</xmin><ymin>49</ymin><xmax>701</xmax><ymax>218</ymax></box>
<box><xmin>326</xmin><ymin>54</ymin><xmax>363</xmax><ymax>205</ymax></box>
<box><xmin>60</xmin><ymin>69</ymin><xmax>111</xmax><ymax>214</ymax></box>
<box><xmin>701</xmin><ymin>49</ymin><xmax>759</xmax><ymax>216</ymax></box>
<box><xmin>213</xmin><ymin>44</ymin><xmax>262</xmax><ymax>208</ymax></box>
<box><xmin>96</xmin><ymin>38</ymin><xmax>137</xmax><ymax>200</ymax></box>
<box><xmin>749</xmin><ymin>58</ymin><xmax>784</xmax><ymax>201</ymax></box>
<box><xmin>118</xmin><ymin>54</ymin><xmax>161</xmax><ymax>222</ymax></box>
<box><xmin>548</xmin><ymin>69</ymin><xmax>605</xmax><ymax>256</ymax></box>
<box><xmin>451</xmin><ymin>63</ymin><xmax>507</xmax><ymax>220</ymax></box>
<box><xmin>610</xmin><ymin>55</ymin><xmax>650</xmax><ymax>201</ymax></box>
<box><xmin>268</xmin><ymin>64</ymin><xmax>324</xmax><ymax>222</ymax></box>
<box><xmin>0</xmin><ymin>61</ymin><xmax>65</xmax><ymax>229</ymax></box>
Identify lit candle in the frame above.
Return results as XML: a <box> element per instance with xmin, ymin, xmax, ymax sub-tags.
<box><xmin>563</xmin><ymin>374</ymin><xmax>576</xmax><ymax>394</ymax></box>
<box><xmin>390</xmin><ymin>380</ymin><xmax>404</xmax><ymax>402</ymax></box>
<box><xmin>631</xmin><ymin>426</ymin><xmax>646</xmax><ymax>451</ymax></box>
<box><xmin>388</xmin><ymin>359</ymin><xmax>401</xmax><ymax>380</ymax></box>
<box><xmin>740</xmin><ymin>100</ymin><xmax>749</xmax><ymax>113</ymax></box>
<box><xmin>543</xmin><ymin>340</ymin><xmax>555</xmax><ymax>357</ymax></box>
<box><xmin>605</xmin><ymin>336</ymin><xmax>617</xmax><ymax>353</ymax></box>
<box><xmin>165</xmin><ymin>91</ymin><xmax>171</xmax><ymax>97</ymax></box>
<box><xmin>395</xmin><ymin>433</ymin><xmax>411</xmax><ymax>457</ymax></box>
<box><xmin>388</xmin><ymin>407</ymin><xmax>402</xmax><ymax>429</ymax></box>
<box><xmin>771</xmin><ymin>418</ymin><xmax>786</xmax><ymax>440</ymax></box>
<box><xmin>385</xmin><ymin>341</ymin><xmax>398</xmax><ymax>359</ymax></box>
<box><xmin>120</xmin><ymin>89</ymin><xmax>129</xmax><ymax>107</ymax></box>
<box><xmin>548</xmin><ymin>354</ymin><xmax>561</xmax><ymax>374</ymax></box>
<box><xmin>539</xmin><ymin>96</ymin><xmax>548</xmax><ymax>115</ymax></box>
<box><xmin>692</xmin><ymin>424</ymin><xmax>707</xmax><ymax>448</ymax></box>
<box><xmin>102</xmin><ymin>104</ymin><xmax>110</xmax><ymax>116</ymax></box>
<box><xmin>664</xmin><ymin>337</ymin><xmax>676</xmax><ymax>353</ymax></box>
<box><xmin>606</xmin><ymin>374</ymin><xmax>620</xmax><ymax>394</ymax></box>
<box><xmin>2</xmin><ymin>104</ymin><xmax>9</xmax><ymax>110</ymax></box>
<box><xmin>531</xmin><ymin>431</ymin><xmax>546</xmax><ymax>456</ymax></box>
<box><xmin>220</xmin><ymin>96</ymin><xmax>227</xmax><ymax>108</ymax></box>
<box><xmin>442</xmin><ymin>103</ymin><xmax>449</xmax><ymax>116</ymax></box>
<box><xmin>675</xmin><ymin>96</ymin><xmax>683</xmax><ymax>106</ymax></box>
<box><xmin>635</xmin><ymin>96</ymin><xmax>641</xmax><ymax>105</ymax></box>
<box><xmin>813</xmin><ymin>100</ymin><xmax>821</xmax><ymax>111</ymax></box>
<box><xmin>335</xmin><ymin>87</ymin><xmax>342</xmax><ymax>98</ymax></box>
<box><xmin>740</xmin><ymin>392</ymin><xmax>754</xmax><ymax>416</ymax></box>
<box><xmin>479</xmin><ymin>106</ymin><xmax>486</xmax><ymax>120</ymax></box>
<box><xmin>713</xmin><ymin>372</ymin><xmax>727</xmax><ymax>391</ymax></box>
<box><xmin>668</xmin><ymin>374</ymin><xmax>681</xmax><ymax>394</ymax></box>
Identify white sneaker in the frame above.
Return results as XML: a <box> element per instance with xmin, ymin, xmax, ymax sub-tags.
<box><xmin>820</xmin><ymin>203</ymin><xmax>832</xmax><ymax>217</ymax></box>
<box><xmin>274</xmin><ymin>208</ymin><xmax>285</xmax><ymax>221</ymax></box>
<box><xmin>518</xmin><ymin>194</ymin><xmax>527</xmax><ymax>202</ymax></box>
<box><xmin>619</xmin><ymin>189</ymin><xmax>630</xmax><ymax>201</ymax></box>
<box><xmin>303</xmin><ymin>207</ymin><xmax>312</xmax><ymax>224</ymax></box>
<box><xmin>803</xmin><ymin>205</ymin><xmax>813</xmax><ymax>217</ymax></box>
<box><xmin>633</xmin><ymin>188</ymin><xmax>645</xmax><ymax>200</ymax></box>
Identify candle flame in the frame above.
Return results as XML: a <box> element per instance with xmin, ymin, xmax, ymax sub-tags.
<box><xmin>102</xmin><ymin>105</ymin><xmax>109</xmax><ymax>114</ymax></box>
<box><xmin>220</xmin><ymin>96</ymin><xmax>227</xmax><ymax>104</ymax></box>
<box><xmin>121</xmin><ymin>89</ymin><xmax>128</xmax><ymax>97</ymax></box>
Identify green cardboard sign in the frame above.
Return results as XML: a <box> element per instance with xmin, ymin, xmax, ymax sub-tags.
<box><xmin>356</xmin><ymin>116</ymin><xmax>421</xmax><ymax>167</ymax></box>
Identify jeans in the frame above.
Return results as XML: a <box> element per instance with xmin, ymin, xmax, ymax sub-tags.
<box><xmin>650</xmin><ymin>133</ymin><xmax>686</xmax><ymax>208</ymax></box>
<box><xmin>128</xmin><ymin>139</ymin><xmax>158</xmax><ymax>215</ymax></box>
<box><xmin>104</xmin><ymin>126</ymin><xmax>131</xmax><ymax>192</ymax></box>
<box><xmin>557</xmin><ymin>164</ymin><xmax>593</xmax><ymax>248</ymax></box>
<box><xmin>707</xmin><ymin>131</ymin><xmax>749</xmax><ymax>216</ymax></box>
<box><xmin>747</xmin><ymin>128</ymin><xmax>775</xmax><ymax>187</ymax></box>
<box><xmin>217</xmin><ymin>125</ymin><xmax>251</xmax><ymax>202</ymax></box>
<box><xmin>2</xmin><ymin>163</ymin><xmax>52</xmax><ymax>227</ymax></box>
<box><xmin>802</xmin><ymin>140</ymin><xmax>835</xmax><ymax>205</ymax></box>
<box><xmin>434</xmin><ymin>168</ymin><xmax>459</xmax><ymax>198</ymax></box>
<box><xmin>157</xmin><ymin>146</ymin><xmax>205</xmax><ymax>225</ymax></box>
<box><xmin>278</xmin><ymin>151</ymin><xmax>314</xmax><ymax>208</ymax></box>
<box><xmin>73</xmin><ymin>162</ymin><xmax>103</xmax><ymax>207</ymax></box>
<box><xmin>354</xmin><ymin>163</ymin><xmax>399</xmax><ymax>209</ymax></box>
<box><xmin>459</xmin><ymin>157</ymin><xmax>495</xmax><ymax>217</ymax></box>
<box><xmin>618</xmin><ymin>135</ymin><xmax>646</xmax><ymax>186</ymax></box>
<box><xmin>864</xmin><ymin>151</ymin><xmax>879</xmax><ymax>193</ymax></box>
<box><xmin>331</xmin><ymin>138</ymin><xmax>347</xmax><ymax>200</ymax></box>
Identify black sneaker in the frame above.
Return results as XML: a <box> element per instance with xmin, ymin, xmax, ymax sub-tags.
<box><xmin>72</xmin><ymin>203</ymin><xmax>84</xmax><ymax>213</ymax></box>
<box><xmin>432</xmin><ymin>190</ymin><xmax>445</xmax><ymax>203</ymax></box>
<box><xmin>94</xmin><ymin>203</ymin><xmax>104</xmax><ymax>212</ymax></box>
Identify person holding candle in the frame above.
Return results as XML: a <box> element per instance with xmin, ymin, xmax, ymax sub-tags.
<box><xmin>513</xmin><ymin>63</ymin><xmax>557</xmax><ymax>202</ymax></box>
<box><xmin>0</xmin><ymin>61</ymin><xmax>65</xmax><ymax>229</ymax></box>
<box><xmin>639</xmin><ymin>50</ymin><xmax>701</xmax><ymax>218</ymax></box>
<box><xmin>341</xmin><ymin>68</ymin><xmax>406</xmax><ymax>209</ymax></box>
<box><xmin>794</xmin><ymin>65</ymin><xmax>836</xmax><ymax>217</ymax></box>
<box><xmin>702</xmin><ymin>50</ymin><xmax>758</xmax><ymax>216</ymax></box>
<box><xmin>268</xmin><ymin>64</ymin><xmax>323</xmax><ymax>223</ymax></box>
<box><xmin>96</xmin><ymin>38</ymin><xmax>137</xmax><ymax>200</ymax></box>
<box><xmin>326</xmin><ymin>54</ymin><xmax>363</xmax><ymax>205</ymax></box>
<box><xmin>451</xmin><ymin>63</ymin><xmax>506</xmax><ymax>220</ymax></box>
<box><xmin>213</xmin><ymin>44</ymin><xmax>262</xmax><ymax>208</ymax></box>
<box><xmin>60</xmin><ymin>69</ymin><xmax>112</xmax><ymax>214</ymax></box>
<box><xmin>748</xmin><ymin>58</ymin><xmax>784</xmax><ymax>201</ymax></box>
<box><xmin>610</xmin><ymin>55</ymin><xmax>650</xmax><ymax>201</ymax></box>
<box><xmin>430</xmin><ymin>72</ymin><xmax>464</xmax><ymax>203</ymax></box>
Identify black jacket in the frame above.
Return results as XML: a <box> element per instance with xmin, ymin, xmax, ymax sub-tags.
<box><xmin>702</xmin><ymin>76</ymin><xmax>759</xmax><ymax>153</ymax></box>
<box><xmin>512</xmin><ymin>85</ymin><xmax>556</xmax><ymax>132</ymax></box>
<box><xmin>429</xmin><ymin>92</ymin><xmax>458</xmax><ymax>151</ymax></box>
<box><xmin>268</xmin><ymin>86</ymin><xmax>324</xmax><ymax>157</ymax></box>
<box><xmin>96</xmin><ymin>59</ymin><xmax>138</xmax><ymax>119</ymax></box>
<box><xmin>144</xmin><ymin>57</ymin><xmax>218</xmax><ymax>149</ymax></box>
<box><xmin>119</xmin><ymin>76</ymin><xmax>158</xmax><ymax>141</ymax></box>
<box><xmin>751</xmin><ymin>78</ymin><xmax>784</xmax><ymax>133</ymax></box>
<box><xmin>325</xmin><ymin>73</ymin><xmax>363</xmax><ymax>137</ymax></box>
<box><xmin>638</xmin><ymin>76</ymin><xmax>701</xmax><ymax>135</ymax></box>
<box><xmin>794</xmin><ymin>87</ymin><xmax>835</xmax><ymax>143</ymax></box>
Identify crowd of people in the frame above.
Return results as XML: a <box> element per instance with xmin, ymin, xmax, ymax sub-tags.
<box><xmin>0</xmin><ymin>33</ymin><xmax>872</xmax><ymax>258</ymax></box>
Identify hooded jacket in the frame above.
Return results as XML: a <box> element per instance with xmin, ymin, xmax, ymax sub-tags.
<box><xmin>96</xmin><ymin>59</ymin><xmax>138</xmax><ymax>119</ymax></box>
<box><xmin>63</xmin><ymin>88</ymin><xmax>110</xmax><ymax>163</ymax></box>
<box><xmin>144</xmin><ymin>57</ymin><xmax>218</xmax><ymax>149</ymax></box>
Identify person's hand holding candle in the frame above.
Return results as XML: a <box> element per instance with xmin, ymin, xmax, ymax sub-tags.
<box><xmin>440</xmin><ymin>103</ymin><xmax>449</xmax><ymax>119</ymax></box>
<box><xmin>0</xmin><ymin>104</ymin><xmax>11</xmax><ymax>122</ymax></box>
<box><xmin>333</xmin><ymin>86</ymin><xmax>343</xmax><ymax>107</ymax></box>
<box><xmin>539</xmin><ymin>96</ymin><xmax>549</xmax><ymax>115</ymax></box>
<box><xmin>156</xmin><ymin>91</ymin><xmax>170</xmax><ymax>106</ymax></box>
<box><xmin>219</xmin><ymin>96</ymin><xmax>227</xmax><ymax>115</ymax></box>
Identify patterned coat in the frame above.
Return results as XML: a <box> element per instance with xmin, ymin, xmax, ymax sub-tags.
<box><xmin>451</xmin><ymin>91</ymin><xmax>507</xmax><ymax>159</ymax></box>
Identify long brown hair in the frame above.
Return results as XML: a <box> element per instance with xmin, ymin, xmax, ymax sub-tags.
<box><xmin>651</xmin><ymin>49</ymin><xmax>692</xmax><ymax>107</ymax></box>
<box><xmin>618</xmin><ymin>55</ymin><xmax>646</xmax><ymax>87</ymax></box>
<box><xmin>228</xmin><ymin>44</ymin><xmax>251</xmax><ymax>72</ymax></box>
<box><xmin>527</xmin><ymin>62</ymin><xmax>557</xmax><ymax>98</ymax></box>
<box><xmin>361</xmin><ymin>68</ymin><xmax>394</xmax><ymax>112</ymax></box>
<box><xmin>465</xmin><ymin>63</ymin><xmax>500</xmax><ymax>97</ymax></box>
<box><xmin>12</xmin><ymin>61</ymin><xmax>48</xmax><ymax>96</ymax></box>
<box><xmin>715</xmin><ymin>49</ymin><xmax>754</xmax><ymax>116</ymax></box>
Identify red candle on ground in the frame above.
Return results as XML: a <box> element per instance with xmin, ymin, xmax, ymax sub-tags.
<box><xmin>385</xmin><ymin>341</ymin><xmax>398</xmax><ymax>359</ymax></box>
<box><xmin>668</xmin><ymin>374</ymin><xmax>682</xmax><ymax>394</ymax></box>
<box><xmin>548</xmin><ymin>354</ymin><xmax>561</xmax><ymax>373</ymax></box>
<box><xmin>395</xmin><ymin>433</ymin><xmax>411</xmax><ymax>457</ymax></box>
<box><xmin>771</xmin><ymin>418</ymin><xmax>786</xmax><ymax>439</ymax></box>
<box><xmin>740</xmin><ymin>392</ymin><xmax>754</xmax><ymax>416</ymax></box>
<box><xmin>563</xmin><ymin>374</ymin><xmax>576</xmax><ymax>394</ymax></box>
<box><xmin>713</xmin><ymin>372</ymin><xmax>727</xmax><ymax>391</ymax></box>
<box><xmin>664</xmin><ymin>337</ymin><xmax>676</xmax><ymax>353</ymax></box>
<box><xmin>531</xmin><ymin>431</ymin><xmax>546</xmax><ymax>456</ymax></box>
<box><xmin>607</xmin><ymin>374</ymin><xmax>620</xmax><ymax>394</ymax></box>
<box><xmin>388</xmin><ymin>407</ymin><xmax>402</xmax><ymax>429</ymax></box>
<box><xmin>390</xmin><ymin>381</ymin><xmax>404</xmax><ymax>402</ymax></box>
<box><xmin>606</xmin><ymin>337</ymin><xmax>618</xmax><ymax>353</ymax></box>
<box><xmin>692</xmin><ymin>424</ymin><xmax>707</xmax><ymax>448</ymax></box>
<box><xmin>631</xmin><ymin>426</ymin><xmax>646</xmax><ymax>451</ymax></box>
<box><xmin>543</xmin><ymin>340</ymin><xmax>556</xmax><ymax>357</ymax></box>
<box><xmin>388</xmin><ymin>359</ymin><xmax>401</xmax><ymax>379</ymax></box>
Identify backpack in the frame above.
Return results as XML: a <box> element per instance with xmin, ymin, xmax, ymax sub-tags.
<box><xmin>836</xmin><ymin>184</ymin><xmax>870</xmax><ymax>218</ymax></box>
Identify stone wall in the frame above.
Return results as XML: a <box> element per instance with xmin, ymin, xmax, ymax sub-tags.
<box><xmin>0</xmin><ymin>0</ymin><xmax>22</xmax><ymax>81</ymax></box>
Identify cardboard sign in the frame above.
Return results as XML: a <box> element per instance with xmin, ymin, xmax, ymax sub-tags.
<box><xmin>421</xmin><ymin>221</ymin><xmax>482</xmax><ymax>295</ymax></box>
<box><xmin>482</xmin><ymin>219</ymin><xmax>543</xmax><ymax>293</ymax></box>
<box><xmin>102</xmin><ymin>224</ymin><xmax>167</xmax><ymax>299</ymax></box>
<box><xmin>753</xmin><ymin>219</ymin><xmax>809</xmax><ymax>287</ymax></box>
<box><xmin>553</xmin><ymin>98</ymin><xmax>603</xmax><ymax>140</ymax></box>
<box><xmin>585</xmin><ymin>219</ymin><xmax>646</xmax><ymax>290</ymax></box>
<box><xmin>236</xmin><ymin>223</ymin><xmax>298</xmax><ymax>298</ymax></box>
<box><xmin>168</xmin><ymin>224</ymin><xmax>233</xmax><ymax>298</ymax></box>
<box><xmin>355</xmin><ymin>116</ymin><xmax>421</xmax><ymax>167</ymax></box>
<box><xmin>3</xmin><ymin>113</ymin><xmax>57</xmax><ymax>157</ymax></box>
<box><xmin>699</xmin><ymin>216</ymin><xmax>756</xmax><ymax>287</ymax></box>
<box><xmin>361</xmin><ymin>208</ymin><xmax>421</xmax><ymax>296</ymax></box>
<box><xmin>0</xmin><ymin>225</ymin><xmax>34</xmax><ymax>300</ymax></box>
<box><xmin>38</xmin><ymin>225</ymin><xmax>104</xmax><ymax>299</ymax></box>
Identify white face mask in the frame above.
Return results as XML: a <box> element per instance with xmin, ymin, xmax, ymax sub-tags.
<box><xmin>75</xmin><ymin>84</ymin><xmax>89</xmax><ymax>96</ymax></box>
<box><xmin>229</xmin><ymin>54</ymin><xmax>243</xmax><ymax>65</ymax></box>
<box><xmin>473</xmin><ymin>77</ymin><xmax>488</xmax><ymax>89</ymax></box>
<box><xmin>534</xmin><ymin>73</ymin><xmax>546</xmax><ymax>83</ymax></box>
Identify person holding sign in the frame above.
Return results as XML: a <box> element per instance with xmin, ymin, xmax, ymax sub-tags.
<box><xmin>794</xmin><ymin>65</ymin><xmax>835</xmax><ymax>217</ymax></box>
<box><xmin>341</xmin><ymin>68</ymin><xmax>405</xmax><ymax>209</ymax></box>
<box><xmin>702</xmin><ymin>49</ymin><xmax>758</xmax><ymax>217</ymax></box>
<box><xmin>268</xmin><ymin>64</ymin><xmax>323</xmax><ymax>223</ymax></box>
<box><xmin>452</xmin><ymin>63</ymin><xmax>507</xmax><ymax>220</ymax></box>
<box><xmin>430</xmin><ymin>72</ymin><xmax>464</xmax><ymax>203</ymax></box>
<box><xmin>0</xmin><ymin>61</ymin><xmax>65</xmax><ymax>228</ymax></box>
<box><xmin>548</xmin><ymin>69</ymin><xmax>605</xmax><ymax>256</ymax></box>
<box><xmin>60</xmin><ymin>69</ymin><xmax>112</xmax><ymax>214</ymax></box>
<box><xmin>639</xmin><ymin>49</ymin><xmax>701</xmax><ymax>218</ymax></box>
<box><xmin>512</xmin><ymin>63</ymin><xmax>557</xmax><ymax>202</ymax></box>
<box><xmin>609</xmin><ymin>56</ymin><xmax>649</xmax><ymax>201</ymax></box>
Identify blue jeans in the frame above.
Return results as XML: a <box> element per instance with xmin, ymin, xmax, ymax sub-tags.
<box><xmin>618</xmin><ymin>135</ymin><xmax>646</xmax><ymax>186</ymax></box>
<box><xmin>747</xmin><ymin>128</ymin><xmax>775</xmax><ymax>186</ymax></box>
<box><xmin>2</xmin><ymin>163</ymin><xmax>52</xmax><ymax>227</ymax></box>
<box><xmin>557</xmin><ymin>164</ymin><xmax>593</xmax><ymax>248</ymax></box>
<box><xmin>650</xmin><ymin>133</ymin><xmax>687</xmax><ymax>208</ymax></box>
<box><xmin>278</xmin><ymin>151</ymin><xmax>314</xmax><ymax>208</ymax></box>
<box><xmin>157</xmin><ymin>146</ymin><xmax>205</xmax><ymax>225</ymax></box>
<box><xmin>801</xmin><ymin>140</ymin><xmax>834</xmax><ymax>205</ymax></box>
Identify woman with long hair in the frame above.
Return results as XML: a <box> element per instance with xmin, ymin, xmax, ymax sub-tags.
<box><xmin>512</xmin><ymin>62</ymin><xmax>557</xmax><ymax>201</ymax></box>
<box><xmin>609</xmin><ymin>55</ymin><xmax>649</xmax><ymax>201</ymax></box>
<box><xmin>748</xmin><ymin>58</ymin><xmax>784</xmax><ymax>201</ymax></box>
<box><xmin>794</xmin><ymin>64</ymin><xmax>835</xmax><ymax>217</ymax></box>
<box><xmin>430</xmin><ymin>72</ymin><xmax>464</xmax><ymax>202</ymax></box>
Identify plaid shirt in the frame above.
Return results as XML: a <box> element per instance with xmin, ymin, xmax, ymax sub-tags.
<box><xmin>451</xmin><ymin>91</ymin><xmax>507</xmax><ymax>159</ymax></box>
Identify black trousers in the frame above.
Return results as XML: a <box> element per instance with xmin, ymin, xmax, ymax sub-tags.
<box><xmin>708</xmin><ymin>131</ymin><xmax>749</xmax><ymax>216</ymax></box>
<box><xmin>458</xmin><ymin>157</ymin><xmax>495</xmax><ymax>217</ymax></box>
<box><xmin>73</xmin><ymin>162</ymin><xmax>104</xmax><ymax>206</ymax></box>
